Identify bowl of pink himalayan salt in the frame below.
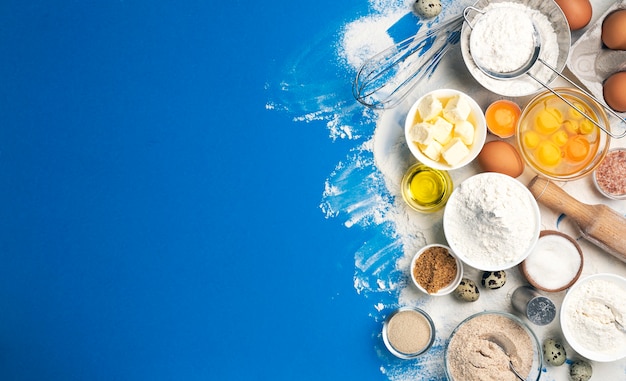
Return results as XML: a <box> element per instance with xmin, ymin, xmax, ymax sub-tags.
<box><xmin>593</xmin><ymin>148</ymin><xmax>626</xmax><ymax>200</ymax></box>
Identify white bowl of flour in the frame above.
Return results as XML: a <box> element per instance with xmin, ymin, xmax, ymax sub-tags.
<box><xmin>443</xmin><ymin>173</ymin><xmax>540</xmax><ymax>271</ymax></box>
<box><xmin>561</xmin><ymin>273</ymin><xmax>626</xmax><ymax>362</ymax></box>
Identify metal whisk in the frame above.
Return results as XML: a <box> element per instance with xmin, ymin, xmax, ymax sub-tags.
<box><xmin>352</xmin><ymin>15</ymin><xmax>463</xmax><ymax>110</ymax></box>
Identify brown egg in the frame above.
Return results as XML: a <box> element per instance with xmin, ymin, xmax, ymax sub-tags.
<box><xmin>477</xmin><ymin>140</ymin><xmax>525</xmax><ymax>178</ymax></box>
<box><xmin>602</xmin><ymin>10</ymin><xmax>626</xmax><ymax>50</ymax></box>
<box><xmin>554</xmin><ymin>0</ymin><xmax>592</xmax><ymax>31</ymax></box>
<box><xmin>603</xmin><ymin>71</ymin><xmax>626</xmax><ymax>113</ymax></box>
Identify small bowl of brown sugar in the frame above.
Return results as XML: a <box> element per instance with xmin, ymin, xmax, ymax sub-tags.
<box><xmin>382</xmin><ymin>307</ymin><xmax>436</xmax><ymax>359</ymax></box>
<box><xmin>593</xmin><ymin>148</ymin><xmax>626</xmax><ymax>200</ymax></box>
<box><xmin>410</xmin><ymin>244</ymin><xmax>463</xmax><ymax>296</ymax></box>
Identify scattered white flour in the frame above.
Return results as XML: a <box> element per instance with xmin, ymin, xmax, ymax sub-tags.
<box><xmin>443</xmin><ymin>173</ymin><xmax>538</xmax><ymax>269</ymax></box>
<box><xmin>563</xmin><ymin>278</ymin><xmax>626</xmax><ymax>356</ymax></box>
<box><xmin>340</xmin><ymin>13</ymin><xmax>398</xmax><ymax>70</ymax></box>
<box><xmin>469</xmin><ymin>6</ymin><xmax>536</xmax><ymax>74</ymax></box>
<box><xmin>463</xmin><ymin>1</ymin><xmax>561</xmax><ymax>96</ymax></box>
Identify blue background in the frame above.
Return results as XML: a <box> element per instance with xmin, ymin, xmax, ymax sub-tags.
<box><xmin>0</xmin><ymin>0</ymin><xmax>382</xmax><ymax>379</ymax></box>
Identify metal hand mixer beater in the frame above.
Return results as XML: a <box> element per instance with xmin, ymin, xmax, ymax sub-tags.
<box><xmin>464</xmin><ymin>5</ymin><xmax>626</xmax><ymax>139</ymax></box>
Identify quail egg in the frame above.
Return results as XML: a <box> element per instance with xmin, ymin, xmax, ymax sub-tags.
<box><xmin>454</xmin><ymin>278</ymin><xmax>480</xmax><ymax>302</ymax></box>
<box><xmin>481</xmin><ymin>270</ymin><xmax>506</xmax><ymax>289</ymax></box>
<box><xmin>570</xmin><ymin>360</ymin><xmax>592</xmax><ymax>381</ymax></box>
<box><xmin>543</xmin><ymin>338</ymin><xmax>566</xmax><ymax>366</ymax></box>
<box><xmin>412</xmin><ymin>0</ymin><xmax>442</xmax><ymax>19</ymax></box>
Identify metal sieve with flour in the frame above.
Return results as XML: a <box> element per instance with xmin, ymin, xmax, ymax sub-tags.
<box><xmin>462</xmin><ymin>0</ymin><xmax>626</xmax><ymax>138</ymax></box>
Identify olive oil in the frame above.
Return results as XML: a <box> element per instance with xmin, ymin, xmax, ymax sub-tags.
<box><xmin>401</xmin><ymin>163</ymin><xmax>453</xmax><ymax>213</ymax></box>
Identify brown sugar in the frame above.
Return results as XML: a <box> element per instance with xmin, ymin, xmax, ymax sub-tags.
<box><xmin>413</xmin><ymin>246</ymin><xmax>457</xmax><ymax>293</ymax></box>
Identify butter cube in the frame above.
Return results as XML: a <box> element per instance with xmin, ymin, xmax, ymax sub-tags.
<box><xmin>417</xmin><ymin>94</ymin><xmax>443</xmax><ymax>122</ymax></box>
<box><xmin>441</xmin><ymin>137</ymin><xmax>470</xmax><ymax>165</ymax></box>
<box><xmin>431</xmin><ymin>117</ymin><xmax>453</xmax><ymax>145</ymax></box>
<box><xmin>421</xmin><ymin>140</ymin><xmax>443</xmax><ymax>161</ymax></box>
<box><xmin>409</xmin><ymin>122</ymin><xmax>435</xmax><ymax>145</ymax></box>
<box><xmin>453</xmin><ymin>120</ymin><xmax>475</xmax><ymax>145</ymax></box>
<box><xmin>443</xmin><ymin>95</ymin><xmax>472</xmax><ymax>123</ymax></box>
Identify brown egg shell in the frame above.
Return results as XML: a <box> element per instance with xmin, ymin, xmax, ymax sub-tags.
<box><xmin>603</xmin><ymin>71</ymin><xmax>626</xmax><ymax>113</ymax></box>
<box><xmin>477</xmin><ymin>140</ymin><xmax>525</xmax><ymax>178</ymax></box>
<box><xmin>554</xmin><ymin>0</ymin><xmax>592</xmax><ymax>31</ymax></box>
<box><xmin>602</xmin><ymin>9</ymin><xmax>626</xmax><ymax>50</ymax></box>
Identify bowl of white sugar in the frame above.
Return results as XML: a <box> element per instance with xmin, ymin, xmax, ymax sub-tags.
<box><xmin>561</xmin><ymin>273</ymin><xmax>626</xmax><ymax>362</ymax></box>
<box><xmin>520</xmin><ymin>230</ymin><xmax>584</xmax><ymax>292</ymax></box>
<box><xmin>443</xmin><ymin>173</ymin><xmax>541</xmax><ymax>271</ymax></box>
<box><xmin>460</xmin><ymin>0</ymin><xmax>570</xmax><ymax>97</ymax></box>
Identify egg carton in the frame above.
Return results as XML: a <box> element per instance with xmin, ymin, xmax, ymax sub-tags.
<box><xmin>567</xmin><ymin>0</ymin><xmax>626</xmax><ymax>121</ymax></box>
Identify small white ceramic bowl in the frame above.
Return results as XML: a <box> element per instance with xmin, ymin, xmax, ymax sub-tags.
<box><xmin>410</xmin><ymin>244</ymin><xmax>463</xmax><ymax>296</ymax></box>
<box><xmin>561</xmin><ymin>273</ymin><xmax>626</xmax><ymax>362</ymax></box>
<box><xmin>404</xmin><ymin>89</ymin><xmax>487</xmax><ymax>171</ymax></box>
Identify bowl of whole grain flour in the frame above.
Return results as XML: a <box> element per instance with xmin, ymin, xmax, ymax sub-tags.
<box><xmin>445</xmin><ymin>311</ymin><xmax>542</xmax><ymax>381</ymax></box>
<box><xmin>443</xmin><ymin>173</ymin><xmax>540</xmax><ymax>271</ymax></box>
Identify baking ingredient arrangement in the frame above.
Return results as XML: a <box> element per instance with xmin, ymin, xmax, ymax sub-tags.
<box><xmin>351</xmin><ymin>0</ymin><xmax>626</xmax><ymax>379</ymax></box>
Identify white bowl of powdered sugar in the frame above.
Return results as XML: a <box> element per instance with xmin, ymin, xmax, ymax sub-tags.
<box><xmin>443</xmin><ymin>173</ymin><xmax>540</xmax><ymax>271</ymax></box>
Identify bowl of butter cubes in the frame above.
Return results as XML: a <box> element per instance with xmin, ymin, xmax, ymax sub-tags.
<box><xmin>404</xmin><ymin>89</ymin><xmax>487</xmax><ymax>170</ymax></box>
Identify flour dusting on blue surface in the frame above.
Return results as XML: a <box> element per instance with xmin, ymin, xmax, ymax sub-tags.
<box><xmin>267</xmin><ymin>1</ymin><xmax>492</xmax><ymax>380</ymax></box>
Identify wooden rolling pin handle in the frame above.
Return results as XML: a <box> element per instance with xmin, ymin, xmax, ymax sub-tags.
<box><xmin>528</xmin><ymin>176</ymin><xmax>626</xmax><ymax>263</ymax></box>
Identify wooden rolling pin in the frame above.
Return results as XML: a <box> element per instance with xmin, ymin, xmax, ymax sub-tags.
<box><xmin>527</xmin><ymin>176</ymin><xmax>626</xmax><ymax>263</ymax></box>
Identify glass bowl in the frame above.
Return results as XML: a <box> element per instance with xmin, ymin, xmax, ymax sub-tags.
<box><xmin>444</xmin><ymin>311</ymin><xmax>543</xmax><ymax>381</ymax></box>
<box><xmin>382</xmin><ymin>307</ymin><xmax>436</xmax><ymax>359</ymax></box>
<box><xmin>516</xmin><ymin>87</ymin><xmax>611</xmax><ymax>181</ymax></box>
<box><xmin>400</xmin><ymin>163</ymin><xmax>453</xmax><ymax>213</ymax></box>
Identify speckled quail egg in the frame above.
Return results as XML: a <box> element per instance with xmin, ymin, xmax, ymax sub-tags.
<box><xmin>412</xmin><ymin>0</ymin><xmax>442</xmax><ymax>19</ymax></box>
<box><xmin>570</xmin><ymin>360</ymin><xmax>592</xmax><ymax>381</ymax></box>
<box><xmin>454</xmin><ymin>278</ymin><xmax>480</xmax><ymax>302</ymax></box>
<box><xmin>481</xmin><ymin>270</ymin><xmax>506</xmax><ymax>289</ymax></box>
<box><xmin>543</xmin><ymin>338</ymin><xmax>566</xmax><ymax>366</ymax></box>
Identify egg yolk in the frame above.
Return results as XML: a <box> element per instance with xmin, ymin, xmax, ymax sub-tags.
<box><xmin>536</xmin><ymin>141</ymin><xmax>562</xmax><ymax>166</ymax></box>
<box><xmin>551</xmin><ymin>130</ymin><xmax>569</xmax><ymax>146</ymax></box>
<box><xmin>523</xmin><ymin>130</ymin><xmax>541</xmax><ymax>149</ymax></box>
<box><xmin>535</xmin><ymin>108</ymin><xmax>562</xmax><ymax>134</ymax></box>
<box><xmin>568</xmin><ymin>102</ymin><xmax>586</xmax><ymax>120</ymax></box>
<box><xmin>579</xmin><ymin>119</ymin><xmax>595</xmax><ymax>135</ymax></box>
<box><xmin>563</xmin><ymin>120</ymin><xmax>578</xmax><ymax>135</ymax></box>
<box><xmin>486</xmin><ymin>101</ymin><xmax>520</xmax><ymax>137</ymax></box>
<box><xmin>565</xmin><ymin>136</ymin><xmax>590</xmax><ymax>162</ymax></box>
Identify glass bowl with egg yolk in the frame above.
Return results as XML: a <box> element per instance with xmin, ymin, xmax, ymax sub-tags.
<box><xmin>516</xmin><ymin>88</ymin><xmax>611</xmax><ymax>181</ymax></box>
